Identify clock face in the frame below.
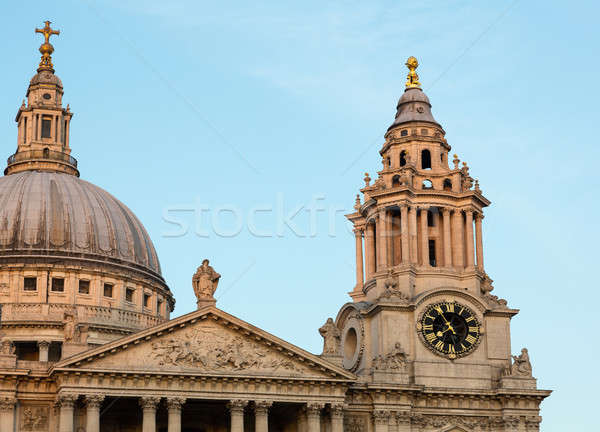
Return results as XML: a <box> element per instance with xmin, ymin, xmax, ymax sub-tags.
<box><xmin>418</xmin><ymin>301</ymin><xmax>480</xmax><ymax>359</ymax></box>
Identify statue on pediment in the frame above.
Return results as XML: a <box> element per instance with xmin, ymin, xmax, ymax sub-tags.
<box><xmin>319</xmin><ymin>318</ymin><xmax>341</xmax><ymax>355</ymax></box>
<box><xmin>192</xmin><ymin>259</ymin><xmax>220</xmax><ymax>306</ymax></box>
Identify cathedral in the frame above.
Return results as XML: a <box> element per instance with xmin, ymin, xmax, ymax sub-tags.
<box><xmin>0</xmin><ymin>22</ymin><xmax>550</xmax><ymax>432</ymax></box>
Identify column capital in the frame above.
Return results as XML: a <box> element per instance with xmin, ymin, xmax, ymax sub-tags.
<box><xmin>254</xmin><ymin>400</ymin><xmax>272</xmax><ymax>415</ymax></box>
<box><xmin>464</xmin><ymin>208</ymin><xmax>474</xmax><ymax>216</ymax></box>
<box><xmin>305</xmin><ymin>402</ymin><xmax>324</xmax><ymax>419</ymax></box>
<box><xmin>396</xmin><ymin>410</ymin><xmax>411</xmax><ymax>425</ymax></box>
<box><xmin>373</xmin><ymin>409</ymin><xmax>391</xmax><ymax>424</ymax></box>
<box><xmin>0</xmin><ymin>396</ymin><xmax>16</xmax><ymax>412</ymax></box>
<box><xmin>84</xmin><ymin>394</ymin><xmax>105</xmax><ymax>409</ymax></box>
<box><xmin>475</xmin><ymin>212</ymin><xmax>485</xmax><ymax>221</ymax></box>
<box><xmin>353</xmin><ymin>227</ymin><xmax>364</xmax><ymax>236</ymax></box>
<box><xmin>56</xmin><ymin>393</ymin><xmax>78</xmax><ymax>408</ymax></box>
<box><xmin>330</xmin><ymin>403</ymin><xmax>344</xmax><ymax>419</ymax></box>
<box><xmin>167</xmin><ymin>396</ymin><xmax>186</xmax><ymax>411</ymax></box>
<box><xmin>441</xmin><ymin>206</ymin><xmax>452</xmax><ymax>215</ymax></box>
<box><xmin>227</xmin><ymin>399</ymin><xmax>248</xmax><ymax>414</ymax></box>
<box><xmin>139</xmin><ymin>396</ymin><xmax>161</xmax><ymax>411</ymax></box>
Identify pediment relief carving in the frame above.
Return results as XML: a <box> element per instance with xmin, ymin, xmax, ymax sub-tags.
<box><xmin>148</xmin><ymin>323</ymin><xmax>309</xmax><ymax>375</ymax></box>
<box><xmin>61</xmin><ymin>311</ymin><xmax>344</xmax><ymax>379</ymax></box>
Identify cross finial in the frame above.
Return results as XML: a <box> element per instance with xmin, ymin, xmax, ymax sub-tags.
<box><xmin>405</xmin><ymin>56</ymin><xmax>421</xmax><ymax>89</ymax></box>
<box><xmin>35</xmin><ymin>21</ymin><xmax>60</xmax><ymax>72</ymax></box>
<box><xmin>35</xmin><ymin>21</ymin><xmax>60</xmax><ymax>44</ymax></box>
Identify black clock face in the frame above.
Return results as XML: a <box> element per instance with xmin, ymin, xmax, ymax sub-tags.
<box><xmin>419</xmin><ymin>302</ymin><xmax>480</xmax><ymax>359</ymax></box>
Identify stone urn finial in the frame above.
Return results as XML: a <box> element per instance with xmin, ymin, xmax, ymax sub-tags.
<box><xmin>192</xmin><ymin>259</ymin><xmax>221</xmax><ymax>309</ymax></box>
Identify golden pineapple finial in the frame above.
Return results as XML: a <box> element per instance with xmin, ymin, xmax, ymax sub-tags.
<box><xmin>35</xmin><ymin>21</ymin><xmax>60</xmax><ymax>73</ymax></box>
<box><xmin>405</xmin><ymin>56</ymin><xmax>421</xmax><ymax>89</ymax></box>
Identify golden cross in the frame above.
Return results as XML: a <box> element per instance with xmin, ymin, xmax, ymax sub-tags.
<box><xmin>35</xmin><ymin>21</ymin><xmax>60</xmax><ymax>44</ymax></box>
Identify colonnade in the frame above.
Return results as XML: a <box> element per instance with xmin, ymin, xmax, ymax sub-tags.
<box><xmin>55</xmin><ymin>394</ymin><xmax>344</xmax><ymax>432</ymax></box>
<box><xmin>354</xmin><ymin>205</ymin><xmax>484</xmax><ymax>286</ymax></box>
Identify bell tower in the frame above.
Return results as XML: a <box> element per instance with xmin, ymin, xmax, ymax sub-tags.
<box><xmin>329</xmin><ymin>58</ymin><xmax>549</xmax><ymax>429</ymax></box>
<box><xmin>6</xmin><ymin>21</ymin><xmax>77</xmax><ymax>177</ymax></box>
<box><xmin>346</xmin><ymin>56</ymin><xmax>491</xmax><ymax>304</ymax></box>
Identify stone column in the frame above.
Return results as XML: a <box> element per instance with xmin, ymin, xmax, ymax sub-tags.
<box><xmin>167</xmin><ymin>397</ymin><xmax>186</xmax><ymax>432</ymax></box>
<box><xmin>0</xmin><ymin>396</ymin><xmax>16</xmax><ymax>432</ymax></box>
<box><xmin>140</xmin><ymin>396</ymin><xmax>161</xmax><ymax>432</ymax></box>
<box><xmin>228</xmin><ymin>400</ymin><xmax>248</xmax><ymax>432</ymax></box>
<box><xmin>306</xmin><ymin>403</ymin><xmax>323</xmax><ymax>432</ymax></box>
<box><xmin>465</xmin><ymin>210</ymin><xmax>475</xmax><ymax>268</ymax></box>
<box><xmin>254</xmin><ymin>401</ymin><xmax>272</xmax><ymax>432</ymax></box>
<box><xmin>442</xmin><ymin>208</ymin><xmax>452</xmax><ymax>268</ymax></box>
<box><xmin>354</xmin><ymin>229</ymin><xmax>364</xmax><ymax>289</ymax></box>
<box><xmin>373</xmin><ymin>410</ymin><xmax>390</xmax><ymax>432</ymax></box>
<box><xmin>57</xmin><ymin>394</ymin><xmax>77</xmax><ymax>432</ymax></box>
<box><xmin>475</xmin><ymin>213</ymin><xmax>485</xmax><ymax>270</ymax></box>
<box><xmin>84</xmin><ymin>395</ymin><xmax>104</xmax><ymax>432</ymax></box>
<box><xmin>408</xmin><ymin>206</ymin><xmax>418</xmax><ymax>264</ymax></box>
<box><xmin>385</xmin><ymin>210</ymin><xmax>394</xmax><ymax>266</ymax></box>
<box><xmin>330</xmin><ymin>404</ymin><xmax>344</xmax><ymax>432</ymax></box>
<box><xmin>377</xmin><ymin>212</ymin><xmax>387</xmax><ymax>271</ymax></box>
<box><xmin>38</xmin><ymin>340</ymin><xmax>50</xmax><ymax>362</ymax></box>
<box><xmin>365</xmin><ymin>223</ymin><xmax>376</xmax><ymax>278</ymax></box>
<box><xmin>452</xmin><ymin>209</ymin><xmax>464</xmax><ymax>268</ymax></box>
<box><xmin>419</xmin><ymin>207</ymin><xmax>429</xmax><ymax>266</ymax></box>
<box><xmin>400</xmin><ymin>205</ymin><xmax>410</xmax><ymax>263</ymax></box>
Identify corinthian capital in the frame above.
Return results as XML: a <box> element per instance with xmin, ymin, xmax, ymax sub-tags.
<box><xmin>56</xmin><ymin>394</ymin><xmax>78</xmax><ymax>408</ymax></box>
<box><xmin>227</xmin><ymin>399</ymin><xmax>248</xmax><ymax>414</ymax></box>
<box><xmin>305</xmin><ymin>402</ymin><xmax>324</xmax><ymax>419</ymax></box>
<box><xmin>139</xmin><ymin>396</ymin><xmax>161</xmax><ymax>411</ymax></box>
<box><xmin>167</xmin><ymin>397</ymin><xmax>186</xmax><ymax>411</ymax></box>
<box><xmin>84</xmin><ymin>394</ymin><xmax>105</xmax><ymax>409</ymax></box>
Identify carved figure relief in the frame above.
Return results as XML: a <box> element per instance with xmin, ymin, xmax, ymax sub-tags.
<box><xmin>319</xmin><ymin>318</ymin><xmax>341</xmax><ymax>355</ymax></box>
<box><xmin>0</xmin><ymin>338</ymin><xmax>15</xmax><ymax>355</ymax></box>
<box><xmin>149</xmin><ymin>324</ymin><xmax>308</xmax><ymax>375</ymax></box>
<box><xmin>506</xmin><ymin>348</ymin><xmax>533</xmax><ymax>377</ymax></box>
<box><xmin>372</xmin><ymin>342</ymin><xmax>408</xmax><ymax>372</ymax></box>
<box><xmin>21</xmin><ymin>406</ymin><xmax>49</xmax><ymax>431</ymax></box>
<box><xmin>192</xmin><ymin>259</ymin><xmax>220</xmax><ymax>301</ymax></box>
<box><xmin>379</xmin><ymin>269</ymin><xmax>410</xmax><ymax>303</ymax></box>
<box><xmin>344</xmin><ymin>416</ymin><xmax>367</xmax><ymax>432</ymax></box>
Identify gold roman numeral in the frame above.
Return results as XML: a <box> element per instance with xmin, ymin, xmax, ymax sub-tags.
<box><xmin>448</xmin><ymin>344</ymin><xmax>456</xmax><ymax>354</ymax></box>
<box><xmin>445</xmin><ymin>303</ymin><xmax>454</xmax><ymax>313</ymax></box>
<box><xmin>465</xmin><ymin>316</ymin><xmax>475</xmax><ymax>323</ymax></box>
<box><xmin>468</xmin><ymin>326</ymin><xmax>479</xmax><ymax>334</ymax></box>
<box><xmin>435</xmin><ymin>341</ymin><xmax>444</xmax><ymax>350</ymax></box>
<box><xmin>465</xmin><ymin>334</ymin><xmax>477</xmax><ymax>344</ymax></box>
<box><xmin>434</xmin><ymin>305</ymin><xmax>444</xmax><ymax>315</ymax></box>
<box><xmin>423</xmin><ymin>324</ymin><xmax>433</xmax><ymax>331</ymax></box>
<box><xmin>425</xmin><ymin>332</ymin><xmax>437</xmax><ymax>342</ymax></box>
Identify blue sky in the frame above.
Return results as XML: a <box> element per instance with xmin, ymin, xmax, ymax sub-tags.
<box><xmin>1</xmin><ymin>1</ymin><xmax>598</xmax><ymax>429</ymax></box>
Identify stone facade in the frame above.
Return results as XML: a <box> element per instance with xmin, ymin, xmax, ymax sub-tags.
<box><xmin>0</xmin><ymin>26</ymin><xmax>550</xmax><ymax>432</ymax></box>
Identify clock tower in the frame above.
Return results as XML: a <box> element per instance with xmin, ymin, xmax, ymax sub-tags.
<box><xmin>332</xmin><ymin>57</ymin><xmax>551</xmax><ymax>431</ymax></box>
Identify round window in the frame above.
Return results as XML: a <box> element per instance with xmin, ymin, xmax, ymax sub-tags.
<box><xmin>43</xmin><ymin>93</ymin><xmax>51</xmax><ymax>100</ymax></box>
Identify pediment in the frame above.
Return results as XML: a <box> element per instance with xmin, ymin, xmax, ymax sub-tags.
<box><xmin>55</xmin><ymin>306</ymin><xmax>354</xmax><ymax>380</ymax></box>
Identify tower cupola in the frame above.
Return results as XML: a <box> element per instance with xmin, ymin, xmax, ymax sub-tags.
<box><xmin>388</xmin><ymin>56</ymin><xmax>440</xmax><ymax>130</ymax></box>
<box><xmin>6</xmin><ymin>21</ymin><xmax>77</xmax><ymax>176</ymax></box>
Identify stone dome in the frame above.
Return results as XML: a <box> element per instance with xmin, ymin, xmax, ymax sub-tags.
<box><xmin>29</xmin><ymin>70</ymin><xmax>63</xmax><ymax>88</ymax></box>
<box><xmin>388</xmin><ymin>87</ymin><xmax>440</xmax><ymax>130</ymax></box>
<box><xmin>0</xmin><ymin>170</ymin><xmax>163</xmax><ymax>283</ymax></box>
